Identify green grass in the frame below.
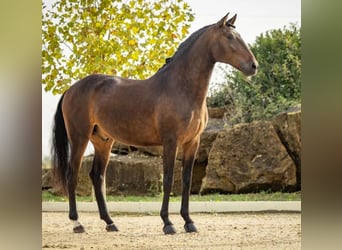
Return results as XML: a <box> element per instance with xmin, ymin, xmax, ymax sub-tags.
<box><xmin>42</xmin><ymin>190</ymin><xmax>301</xmax><ymax>202</ymax></box>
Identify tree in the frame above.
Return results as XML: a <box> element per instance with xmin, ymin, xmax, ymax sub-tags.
<box><xmin>42</xmin><ymin>0</ymin><xmax>194</xmax><ymax>94</ymax></box>
<box><xmin>208</xmin><ymin>24</ymin><xmax>301</xmax><ymax>124</ymax></box>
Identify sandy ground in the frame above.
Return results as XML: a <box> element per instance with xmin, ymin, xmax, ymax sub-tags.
<box><xmin>42</xmin><ymin>212</ymin><xmax>301</xmax><ymax>249</ymax></box>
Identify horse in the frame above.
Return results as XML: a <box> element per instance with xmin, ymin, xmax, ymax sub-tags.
<box><xmin>51</xmin><ymin>13</ymin><xmax>258</xmax><ymax>235</ymax></box>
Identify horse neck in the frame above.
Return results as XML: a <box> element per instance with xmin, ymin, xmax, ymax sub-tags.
<box><xmin>159</xmin><ymin>39</ymin><xmax>215</xmax><ymax>107</ymax></box>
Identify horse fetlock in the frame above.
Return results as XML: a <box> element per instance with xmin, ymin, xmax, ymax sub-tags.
<box><xmin>69</xmin><ymin>211</ymin><xmax>78</xmax><ymax>221</ymax></box>
<box><xmin>100</xmin><ymin>215</ymin><xmax>113</xmax><ymax>224</ymax></box>
<box><xmin>180</xmin><ymin>210</ymin><xmax>193</xmax><ymax>223</ymax></box>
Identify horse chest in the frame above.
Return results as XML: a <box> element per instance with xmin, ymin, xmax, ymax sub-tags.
<box><xmin>177</xmin><ymin>109</ymin><xmax>208</xmax><ymax>144</ymax></box>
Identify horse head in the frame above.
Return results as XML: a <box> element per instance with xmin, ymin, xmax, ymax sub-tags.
<box><xmin>210</xmin><ymin>13</ymin><xmax>258</xmax><ymax>76</ymax></box>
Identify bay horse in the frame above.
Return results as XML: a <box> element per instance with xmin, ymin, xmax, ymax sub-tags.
<box><xmin>51</xmin><ymin>13</ymin><xmax>258</xmax><ymax>234</ymax></box>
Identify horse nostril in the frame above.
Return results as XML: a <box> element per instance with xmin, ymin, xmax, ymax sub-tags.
<box><xmin>252</xmin><ymin>62</ymin><xmax>257</xmax><ymax>70</ymax></box>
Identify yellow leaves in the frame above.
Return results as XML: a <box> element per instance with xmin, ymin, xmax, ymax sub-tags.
<box><xmin>154</xmin><ymin>2</ymin><xmax>162</xmax><ymax>11</ymax></box>
<box><xmin>128</xmin><ymin>39</ymin><xmax>136</xmax><ymax>46</ymax></box>
<box><xmin>149</xmin><ymin>38</ymin><xmax>157</xmax><ymax>44</ymax></box>
<box><xmin>181</xmin><ymin>25</ymin><xmax>189</xmax><ymax>37</ymax></box>
<box><xmin>131</xmin><ymin>51</ymin><xmax>139</xmax><ymax>60</ymax></box>
<box><xmin>42</xmin><ymin>0</ymin><xmax>194</xmax><ymax>94</ymax></box>
<box><xmin>131</xmin><ymin>26</ymin><xmax>139</xmax><ymax>34</ymax></box>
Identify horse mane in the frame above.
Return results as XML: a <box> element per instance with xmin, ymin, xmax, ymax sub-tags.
<box><xmin>157</xmin><ymin>24</ymin><xmax>213</xmax><ymax>71</ymax></box>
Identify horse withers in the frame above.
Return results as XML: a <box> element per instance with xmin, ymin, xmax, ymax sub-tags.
<box><xmin>51</xmin><ymin>13</ymin><xmax>258</xmax><ymax>234</ymax></box>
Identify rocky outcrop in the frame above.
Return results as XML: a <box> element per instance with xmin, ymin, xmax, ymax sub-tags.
<box><xmin>200</xmin><ymin>121</ymin><xmax>297</xmax><ymax>194</ymax></box>
<box><xmin>109</xmin><ymin>153</ymin><xmax>163</xmax><ymax>195</ymax></box>
<box><xmin>41</xmin><ymin>162</ymin><xmax>93</xmax><ymax>196</ymax></box>
<box><xmin>108</xmin><ymin>126</ymin><xmax>220</xmax><ymax>196</ymax></box>
<box><xmin>43</xmin><ymin>110</ymin><xmax>301</xmax><ymax>196</ymax></box>
<box><xmin>81</xmin><ymin>153</ymin><xmax>163</xmax><ymax>196</ymax></box>
<box><xmin>272</xmin><ymin>110</ymin><xmax>301</xmax><ymax>188</ymax></box>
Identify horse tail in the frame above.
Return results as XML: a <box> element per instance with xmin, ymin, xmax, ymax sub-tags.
<box><xmin>51</xmin><ymin>93</ymin><xmax>69</xmax><ymax>195</ymax></box>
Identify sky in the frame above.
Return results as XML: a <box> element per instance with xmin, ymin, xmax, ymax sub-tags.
<box><xmin>42</xmin><ymin>0</ymin><xmax>301</xmax><ymax>158</ymax></box>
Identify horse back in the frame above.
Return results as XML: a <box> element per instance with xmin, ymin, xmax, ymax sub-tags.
<box><xmin>62</xmin><ymin>74</ymin><xmax>163</xmax><ymax>146</ymax></box>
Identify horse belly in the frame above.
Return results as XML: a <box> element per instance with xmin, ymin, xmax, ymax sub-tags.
<box><xmin>101</xmin><ymin>118</ymin><xmax>162</xmax><ymax>147</ymax></box>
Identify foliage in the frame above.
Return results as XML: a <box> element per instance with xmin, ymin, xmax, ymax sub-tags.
<box><xmin>42</xmin><ymin>0</ymin><xmax>194</xmax><ymax>94</ymax></box>
<box><xmin>207</xmin><ymin>76</ymin><xmax>234</xmax><ymax>108</ymax></box>
<box><xmin>208</xmin><ymin>24</ymin><xmax>301</xmax><ymax>124</ymax></box>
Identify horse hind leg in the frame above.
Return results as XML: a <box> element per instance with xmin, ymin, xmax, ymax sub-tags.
<box><xmin>180</xmin><ymin>138</ymin><xmax>200</xmax><ymax>233</ymax></box>
<box><xmin>90</xmin><ymin>135</ymin><xmax>118</xmax><ymax>232</ymax></box>
<box><xmin>67</xmin><ymin>136</ymin><xmax>89</xmax><ymax>233</ymax></box>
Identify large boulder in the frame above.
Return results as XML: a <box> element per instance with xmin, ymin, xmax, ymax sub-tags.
<box><xmin>75</xmin><ymin>157</ymin><xmax>93</xmax><ymax>196</ymax></box>
<box><xmin>109</xmin><ymin>124</ymin><xmax>220</xmax><ymax>195</ymax></box>
<box><xmin>86</xmin><ymin>153</ymin><xmax>163</xmax><ymax>196</ymax></box>
<box><xmin>200</xmin><ymin>120</ymin><xmax>297</xmax><ymax>194</ymax></box>
<box><xmin>43</xmin><ymin>110</ymin><xmax>301</xmax><ymax>196</ymax></box>
<box><xmin>81</xmin><ymin>152</ymin><xmax>197</xmax><ymax>196</ymax></box>
<box><xmin>272</xmin><ymin>110</ymin><xmax>301</xmax><ymax>188</ymax></box>
<box><xmin>42</xmin><ymin>160</ymin><xmax>93</xmax><ymax>196</ymax></box>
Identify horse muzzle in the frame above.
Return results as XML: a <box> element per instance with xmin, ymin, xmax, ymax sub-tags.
<box><xmin>241</xmin><ymin>60</ymin><xmax>258</xmax><ymax>76</ymax></box>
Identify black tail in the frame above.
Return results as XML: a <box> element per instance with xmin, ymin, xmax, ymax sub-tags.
<box><xmin>51</xmin><ymin>93</ymin><xmax>69</xmax><ymax>195</ymax></box>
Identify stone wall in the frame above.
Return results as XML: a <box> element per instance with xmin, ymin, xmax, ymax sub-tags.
<box><xmin>42</xmin><ymin>109</ymin><xmax>301</xmax><ymax>196</ymax></box>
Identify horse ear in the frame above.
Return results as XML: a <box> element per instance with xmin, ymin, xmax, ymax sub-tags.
<box><xmin>227</xmin><ymin>14</ymin><xmax>237</xmax><ymax>26</ymax></box>
<box><xmin>217</xmin><ymin>13</ymin><xmax>229</xmax><ymax>27</ymax></box>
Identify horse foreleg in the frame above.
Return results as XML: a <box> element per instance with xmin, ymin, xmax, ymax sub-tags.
<box><xmin>160</xmin><ymin>139</ymin><xmax>178</xmax><ymax>234</ymax></box>
<box><xmin>89</xmin><ymin>139</ymin><xmax>118</xmax><ymax>232</ymax></box>
<box><xmin>181</xmin><ymin>138</ymin><xmax>200</xmax><ymax>233</ymax></box>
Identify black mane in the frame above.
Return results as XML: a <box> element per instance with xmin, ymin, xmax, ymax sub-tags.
<box><xmin>157</xmin><ymin>24</ymin><xmax>212</xmax><ymax>71</ymax></box>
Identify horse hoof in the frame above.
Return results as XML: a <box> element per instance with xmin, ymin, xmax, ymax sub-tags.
<box><xmin>106</xmin><ymin>223</ymin><xmax>119</xmax><ymax>232</ymax></box>
<box><xmin>163</xmin><ymin>224</ymin><xmax>176</xmax><ymax>235</ymax></box>
<box><xmin>73</xmin><ymin>225</ymin><xmax>85</xmax><ymax>233</ymax></box>
<box><xmin>184</xmin><ymin>223</ymin><xmax>198</xmax><ymax>233</ymax></box>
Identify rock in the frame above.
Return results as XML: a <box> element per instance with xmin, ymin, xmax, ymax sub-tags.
<box><xmin>43</xmin><ymin>110</ymin><xmax>301</xmax><ymax>196</ymax></box>
<box><xmin>109</xmin><ymin>127</ymin><xmax>220</xmax><ymax>195</ymax></box>
<box><xmin>272</xmin><ymin>110</ymin><xmax>301</xmax><ymax>188</ymax></box>
<box><xmin>191</xmin><ymin>161</ymin><xmax>207</xmax><ymax>194</ymax></box>
<box><xmin>197</xmin><ymin>129</ymin><xmax>219</xmax><ymax>163</ymax></box>
<box><xmin>105</xmin><ymin>153</ymin><xmax>203</xmax><ymax>196</ymax></box>
<box><xmin>90</xmin><ymin>152</ymin><xmax>163</xmax><ymax>196</ymax></box>
<box><xmin>42</xmin><ymin>161</ymin><xmax>93</xmax><ymax>196</ymax></box>
<box><xmin>200</xmin><ymin>121</ymin><xmax>297</xmax><ymax>194</ymax></box>
<box><xmin>171</xmin><ymin>160</ymin><xmax>208</xmax><ymax>196</ymax></box>
<box><xmin>171</xmin><ymin>160</ymin><xmax>183</xmax><ymax>196</ymax></box>
<box><xmin>111</xmin><ymin>141</ymin><xmax>137</xmax><ymax>155</ymax></box>
<box><xmin>76</xmin><ymin>157</ymin><xmax>93</xmax><ymax>196</ymax></box>
<box><xmin>137</xmin><ymin>145</ymin><xmax>163</xmax><ymax>157</ymax></box>
<box><xmin>208</xmin><ymin>107</ymin><xmax>226</xmax><ymax>119</ymax></box>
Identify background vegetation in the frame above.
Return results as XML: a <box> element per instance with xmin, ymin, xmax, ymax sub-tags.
<box><xmin>208</xmin><ymin>24</ymin><xmax>301</xmax><ymax>125</ymax></box>
<box><xmin>42</xmin><ymin>0</ymin><xmax>194</xmax><ymax>94</ymax></box>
